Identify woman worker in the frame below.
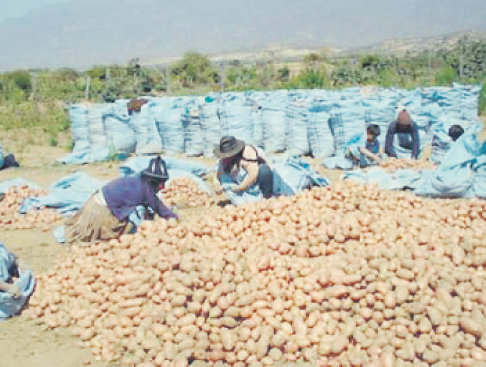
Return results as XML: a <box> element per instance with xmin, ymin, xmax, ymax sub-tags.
<box><xmin>65</xmin><ymin>156</ymin><xmax>178</xmax><ymax>244</ymax></box>
<box><xmin>214</xmin><ymin>136</ymin><xmax>274</xmax><ymax>199</ymax></box>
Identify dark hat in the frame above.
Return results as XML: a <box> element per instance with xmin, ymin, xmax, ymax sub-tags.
<box><xmin>213</xmin><ymin>136</ymin><xmax>245</xmax><ymax>159</ymax></box>
<box><xmin>141</xmin><ymin>156</ymin><xmax>169</xmax><ymax>182</ymax></box>
<box><xmin>448</xmin><ymin>124</ymin><xmax>464</xmax><ymax>142</ymax></box>
<box><xmin>397</xmin><ymin>109</ymin><xmax>411</xmax><ymax>125</ymax></box>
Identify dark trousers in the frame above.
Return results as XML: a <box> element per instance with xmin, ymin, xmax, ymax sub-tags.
<box><xmin>257</xmin><ymin>164</ymin><xmax>273</xmax><ymax>198</ymax></box>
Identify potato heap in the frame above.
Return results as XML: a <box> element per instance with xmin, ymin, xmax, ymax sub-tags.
<box><xmin>162</xmin><ymin>178</ymin><xmax>213</xmax><ymax>208</ymax></box>
<box><xmin>25</xmin><ymin>182</ymin><xmax>486</xmax><ymax>367</ymax></box>
<box><xmin>378</xmin><ymin>158</ymin><xmax>435</xmax><ymax>172</ymax></box>
<box><xmin>0</xmin><ymin>186</ymin><xmax>62</xmax><ymax>231</ymax></box>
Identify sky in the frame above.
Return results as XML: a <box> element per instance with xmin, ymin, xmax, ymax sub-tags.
<box><xmin>0</xmin><ymin>0</ymin><xmax>69</xmax><ymax>22</ymax></box>
<box><xmin>0</xmin><ymin>0</ymin><xmax>485</xmax><ymax>71</ymax></box>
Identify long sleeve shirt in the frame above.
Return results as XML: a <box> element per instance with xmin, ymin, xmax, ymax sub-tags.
<box><xmin>384</xmin><ymin>120</ymin><xmax>420</xmax><ymax>159</ymax></box>
<box><xmin>102</xmin><ymin>176</ymin><xmax>177</xmax><ymax>221</ymax></box>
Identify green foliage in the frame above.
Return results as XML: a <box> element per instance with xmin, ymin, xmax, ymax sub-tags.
<box><xmin>479</xmin><ymin>82</ymin><xmax>486</xmax><ymax>116</ymax></box>
<box><xmin>171</xmin><ymin>52</ymin><xmax>219</xmax><ymax>88</ymax></box>
<box><xmin>9</xmin><ymin>70</ymin><xmax>32</xmax><ymax>92</ymax></box>
<box><xmin>1</xmin><ymin>40</ymin><xmax>486</xmax><ymax>138</ymax></box>
<box><xmin>435</xmin><ymin>65</ymin><xmax>458</xmax><ymax>85</ymax></box>
<box><xmin>277</xmin><ymin>66</ymin><xmax>290</xmax><ymax>83</ymax></box>
<box><xmin>225</xmin><ymin>63</ymin><xmax>257</xmax><ymax>89</ymax></box>
<box><xmin>290</xmin><ymin>69</ymin><xmax>327</xmax><ymax>89</ymax></box>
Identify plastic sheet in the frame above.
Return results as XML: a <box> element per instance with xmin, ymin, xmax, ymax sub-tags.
<box><xmin>0</xmin><ymin>243</ymin><xmax>35</xmax><ymax>320</ymax></box>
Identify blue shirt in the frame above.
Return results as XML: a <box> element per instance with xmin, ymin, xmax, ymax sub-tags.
<box><xmin>365</xmin><ymin>138</ymin><xmax>380</xmax><ymax>154</ymax></box>
<box><xmin>385</xmin><ymin>120</ymin><xmax>420</xmax><ymax>159</ymax></box>
<box><xmin>102</xmin><ymin>176</ymin><xmax>177</xmax><ymax>222</ymax></box>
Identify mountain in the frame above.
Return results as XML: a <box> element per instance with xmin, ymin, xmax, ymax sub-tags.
<box><xmin>0</xmin><ymin>0</ymin><xmax>485</xmax><ymax>71</ymax></box>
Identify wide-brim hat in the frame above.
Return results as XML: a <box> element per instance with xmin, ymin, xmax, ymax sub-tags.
<box><xmin>141</xmin><ymin>156</ymin><xmax>169</xmax><ymax>181</ymax></box>
<box><xmin>213</xmin><ymin>136</ymin><xmax>245</xmax><ymax>159</ymax></box>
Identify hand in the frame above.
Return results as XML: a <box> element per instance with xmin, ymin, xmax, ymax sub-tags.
<box><xmin>221</xmin><ymin>183</ymin><xmax>237</xmax><ymax>192</ymax></box>
<box><xmin>214</xmin><ymin>184</ymin><xmax>223</xmax><ymax>195</ymax></box>
<box><xmin>6</xmin><ymin>284</ymin><xmax>20</xmax><ymax>299</ymax></box>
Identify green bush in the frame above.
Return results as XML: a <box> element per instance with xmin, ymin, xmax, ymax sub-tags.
<box><xmin>479</xmin><ymin>82</ymin><xmax>486</xmax><ymax>116</ymax></box>
<box><xmin>435</xmin><ymin>65</ymin><xmax>458</xmax><ymax>85</ymax></box>
<box><xmin>9</xmin><ymin>70</ymin><xmax>32</xmax><ymax>92</ymax></box>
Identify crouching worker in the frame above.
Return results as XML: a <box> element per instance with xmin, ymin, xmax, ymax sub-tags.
<box><xmin>65</xmin><ymin>156</ymin><xmax>178</xmax><ymax>244</ymax></box>
<box><xmin>214</xmin><ymin>136</ymin><xmax>274</xmax><ymax>199</ymax></box>
<box><xmin>345</xmin><ymin>124</ymin><xmax>385</xmax><ymax>168</ymax></box>
<box><xmin>0</xmin><ymin>242</ymin><xmax>35</xmax><ymax>319</ymax></box>
<box><xmin>385</xmin><ymin>109</ymin><xmax>420</xmax><ymax>159</ymax></box>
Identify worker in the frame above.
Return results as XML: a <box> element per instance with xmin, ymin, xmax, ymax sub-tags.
<box><xmin>384</xmin><ymin>109</ymin><xmax>420</xmax><ymax>159</ymax></box>
<box><xmin>214</xmin><ymin>136</ymin><xmax>274</xmax><ymax>198</ymax></box>
<box><xmin>345</xmin><ymin>124</ymin><xmax>385</xmax><ymax>167</ymax></box>
<box><xmin>65</xmin><ymin>156</ymin><xmax>178</xmax><ymax>244</ymax></box>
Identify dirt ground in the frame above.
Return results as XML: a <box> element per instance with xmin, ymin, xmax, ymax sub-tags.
<box><xmin>0</xmin><ymin>118</ymin><xmax>484</xmax><ymax>367</ymax></box>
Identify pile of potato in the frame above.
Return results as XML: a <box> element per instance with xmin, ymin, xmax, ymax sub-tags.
<box><xmin>0</xmin><ymin>186</ymin><xmax>62</xmax><ymax>231</ymax></box>
<box><xmin>378</xmin><ymin>158</ymin><xmax>435</xmax><ymax>172</ymax></box>
<box><xmin>25</xmin><ymin>182</ymin><xmax>486</xmax><ymax>366</ymax></box>
<box><xmin>162</xmin><ymin>178</ymin><xmax>213</xmax><ymax>208</ymax></box>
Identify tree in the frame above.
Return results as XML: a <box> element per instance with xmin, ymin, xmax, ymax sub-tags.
<box><xmin>170</xmin><ymin>52</ymin><xmax>219</xmax><ymax>88</ymax></box>
<box><xmin>7</xmin><ymin>70</ymin><xmax>32</xmax><ymax>92</ymax></box>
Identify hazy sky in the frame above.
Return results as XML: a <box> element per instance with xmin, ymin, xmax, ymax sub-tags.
<box><xmin>0</xmin><ymin>0</ymin><xmax>69</xmax><ymax>22</ymax></box>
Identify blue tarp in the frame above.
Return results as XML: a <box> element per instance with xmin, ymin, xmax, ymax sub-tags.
<box><xmin>0</xmin><ymin>178</ymin><xmax>43</xmax><ymax>194</ymax></box>
<box><xmin>342</xmin><ymin>168</ymin><xmax>422</xmax><ymax>191</ymax></box>
<box><xmin>119</xmin><ymin>156</ymin><xmax>209</xmax><ymax>177</ymax></box>
<box><xmin>341</xmin><ymin>127</ymin><xmax>486</xmax><ymax>199</ymax></box>
<box><xmin>0</xmin><ymin>243</ymin><xmax>35</xmax><ymax>320</ymax></box>
<box><xmin>19</xmin><ymin>172</ymin><xmax>106</xmax><ymax>216</ymax></box>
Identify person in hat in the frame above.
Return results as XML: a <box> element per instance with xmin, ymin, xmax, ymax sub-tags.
<box><xmin>214</xmin><ymin>136</ymin><xmax>274</xmax><ymax>198</ymax></box>
<box><xmin>65</xmin><ymin>156</ymin><xmax>178</xmax><ymax>244</ymax></box>
<box><xmin>384</xmin><ymin>108</ymin><xmax>420</xmax><ymax>159</ymax></box>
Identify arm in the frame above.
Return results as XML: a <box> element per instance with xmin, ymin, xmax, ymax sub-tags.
<box><xmin>146</xmin><ymin>190</ymin><xmax>178</xmax><ymax>220</ymax></box>
<box><xmin>0</xmin><ymin>281</ymin><xmax>20</xmax><ymax>298</ymax></box>
<box><xmin>234</xmin><ymin>162</ymin><xmax>259</xmax><ymax>192</ymax></box>
<box><xmin>378</xmin><ymin>144</ymin><xmax>384</xmax><ymax>155</ymax></box>
<box><xmin>359</xmin><ymin>146</ymin><xmax>380</xmax><ymax>162</ymax></box>
<box><xmin>384</xmin><ymin>123</ymin><xmax>397</xmax><ymax>158</ymax></box>
<box><xmin>411</xmin><ymin>123</ymin><xmax>420</xmax><ymax>159</ymax></box>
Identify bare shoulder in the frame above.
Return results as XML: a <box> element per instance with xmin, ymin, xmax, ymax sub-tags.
<box><xmin>242</xmin><ymin>145</ymin><xmax>257</xmax><ymax>160</ymax></box>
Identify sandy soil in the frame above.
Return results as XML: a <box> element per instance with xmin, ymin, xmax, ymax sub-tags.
<box><xmin>0</xmin><ymin>117</ymin><xmax>484</xmax><ymax>367</ymax></box>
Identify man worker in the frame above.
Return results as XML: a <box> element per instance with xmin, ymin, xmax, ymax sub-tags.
<box><xmin>384</xmin><ymin>109</ymin><xmax>420</xmax><ymax>160</ymax></box>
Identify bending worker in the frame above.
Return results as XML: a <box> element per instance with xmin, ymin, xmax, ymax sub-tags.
<box><xmin>65</xmin><ymin>156</ymin><xmax>178</xmax><ymax>244</ymax></box>
<box><xmin>384</xmin><ymin>108</ymin><xmax>420</xmax><ymax>159</ymax></box>
<box><xmin>214</xmin><ymin>136</ymin><xmax>274</xmax><ymax>198</ymax></box>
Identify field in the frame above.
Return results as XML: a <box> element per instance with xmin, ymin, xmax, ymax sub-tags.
<box><xmin>0</xmin><ymin>119</ymin><xmax>485</xmax><ymax>367</ymax></box>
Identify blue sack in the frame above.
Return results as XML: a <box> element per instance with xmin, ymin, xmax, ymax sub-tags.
<box><xmin>120</xmin><ymin>156</ymin><xmax>209</xmax><ymax>177</ymax></box>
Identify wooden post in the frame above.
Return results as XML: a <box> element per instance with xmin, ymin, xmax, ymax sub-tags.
<box><xmin>85</xmin><ymin>76</ymin><xmax>90</xmax><ymax>100</ymax></box>
<box><xmin>29</xmin><ymin>72</ymin><xmax>36</xmax><ymax>101</ymax></box>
